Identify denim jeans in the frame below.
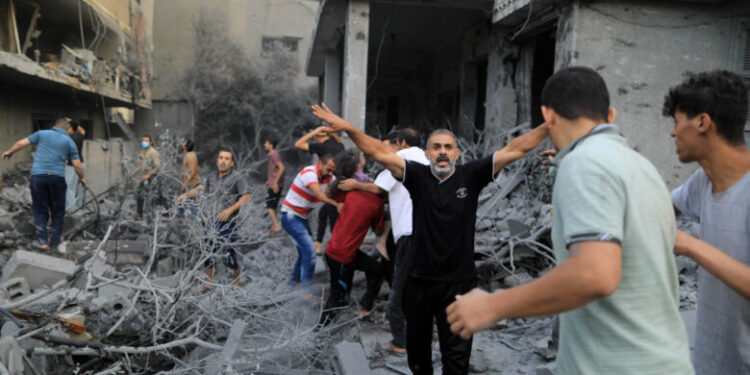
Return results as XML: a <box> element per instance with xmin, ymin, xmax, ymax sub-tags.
<box><xmin>281</xmin><ymin>212</ymin><xmax>315</xmax><ymax>292</ymax></box>
<box><xmin>177</xmin><ymin>184</ymin><xmax>199</xmax><ymax>218</ymax></box>
<box><xmin>30</xmin><ymin>174</ymin><xmax>67</xmax><ymax>246</ymax></box>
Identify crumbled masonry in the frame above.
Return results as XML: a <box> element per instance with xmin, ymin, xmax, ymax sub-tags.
<box><xmin>0</xmin><ymin>133</ymin><xmax>698</xmax><ymax>374</ymax></box>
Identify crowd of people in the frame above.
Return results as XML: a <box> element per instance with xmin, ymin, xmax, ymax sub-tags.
<box><xmin>1</xmin><ymin>67</ymin><xmax>748</xmax><ymax>375</ymax></box>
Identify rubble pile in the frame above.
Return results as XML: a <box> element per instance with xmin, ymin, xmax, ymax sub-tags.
<box><xmin>0</xmin><ymin>132</ymin><xmax>699</xmax><ymax>374</ymax></box>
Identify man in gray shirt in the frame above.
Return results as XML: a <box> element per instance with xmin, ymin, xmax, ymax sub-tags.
<box><xmin>665</xmin><ymin>70</ymin><xmax>750</xmax><ymax>374</ymax></box>
<box><xmin>177</xmin><ymin>148</ymin><xmax>250</xmax><ymax>290</ymax></box>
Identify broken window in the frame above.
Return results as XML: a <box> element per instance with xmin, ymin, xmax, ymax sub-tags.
<box><xmin>31</xmin><ymin>113</ymin><xmax>55</xmax><ymax>132</ymax></box>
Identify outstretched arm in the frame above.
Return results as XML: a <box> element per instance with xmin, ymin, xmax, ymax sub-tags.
<box><xmin>675</xmin><ymin>230</ymin><xmax>750</xmax><ymax>300</ymax></box>
<box><xmin>493</xmin><ymin>124</ymin><xmax>550</xmax><ymax>175</ymax></box>
<box><xmin>1</xmin><ymin>138</ymin><xmax>31</xmax><ymax>159</ymax></box>
<box><xmin>447</xmin><ymin>241</ymin><xmax>621</xmax><ymax>339</ymax></box>
<box><xmin>312</xmin><ymin>104</ymin><xmax>406</xmax><ymax>179</ymax></box>
<box><xmin>338</xmin><ymin>179</ymin><xmax>385</xmax><ymax>195</ymax></box>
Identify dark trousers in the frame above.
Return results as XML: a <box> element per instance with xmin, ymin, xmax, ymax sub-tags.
<box><xmin>387</xmin><ymin>235</ymin><xmax>413</xmax><ymax>348</ymax></box>
<box><xmin>321</xmin><ymin>252</ymin><xmax>384</xmax><ymax>324</ymax></box>
<box><xmin>136</xmin><ymin>176</ymin><xmax>162</xmax><ymax>216</ymax></box>
<box><xmin>404</xmin><ymin>277</ymin><xmax>477</xmax><ymax>375</ymax></box>
<box><xmin>316</xmin><ymin>203</ymin><xmax>339</xmax><ymax>243</ymax></box>
<box><xmin>203</xmin><ymin>221</ymin><xmax>239</xmax><ymax>270</ymax></box>
<box><xmin>30</xmin><ymin>174</ymin><xmax>67</xmax><ymax>246</ymax></box>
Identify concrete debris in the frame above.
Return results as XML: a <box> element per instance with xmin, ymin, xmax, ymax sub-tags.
<box><xmin>334</xmin><ymin>341</ymin><xmax>371</xmax><ymax>375</ymax></box>
<box><xmin>1</xmin><ymin>251</ymin><xmax>76</xmax><ymax>291</ymax></box>
<box><xmin>0</xmin><ymin>142</ymin><xmax>699</xmax><ymax>375</ymax></box>
<box><xmin>0</xmin><ymin>278</ymin><xmax>30</xmax><ymax>302</ymax></box>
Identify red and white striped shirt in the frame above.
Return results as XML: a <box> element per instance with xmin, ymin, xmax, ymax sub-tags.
<box><xmin>282</xmin><ymin>164</ymin><xmax>334</xmax><ymax>217</ymax></box>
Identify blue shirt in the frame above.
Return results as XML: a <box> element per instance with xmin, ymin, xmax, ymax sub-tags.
<box><xmin>27</xmin><ymin>128</ymin><xmax>80</xmax><ymax>177</ymax></box>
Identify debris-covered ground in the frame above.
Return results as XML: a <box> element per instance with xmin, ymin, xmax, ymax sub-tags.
<box><xmin>0</xmin><ymin>132</ymin><xmax>699</xmax><ymax>374</ymax></box>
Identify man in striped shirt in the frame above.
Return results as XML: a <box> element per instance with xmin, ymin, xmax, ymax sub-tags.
<box><xmin>281</xmin><ymin>153</ymin><xmax>340</xmax><ymax>293</ymax></box>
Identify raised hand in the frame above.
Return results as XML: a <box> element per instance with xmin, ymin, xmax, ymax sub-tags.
<box><xmin>311</xmin><ymin>103</ymin><xmax>350</xmax><ymax>132</ymax></box>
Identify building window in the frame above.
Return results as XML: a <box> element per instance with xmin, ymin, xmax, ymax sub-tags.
<box><xmin>262</xmin><ymin>36</ymin><xmax>300</xmax><ymax>54</ymax></box>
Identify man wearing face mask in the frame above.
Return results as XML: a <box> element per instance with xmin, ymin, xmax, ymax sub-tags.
<box><xmin>312</xmin><ymin>104</ymin><xmax>548</xmax><ymax>375</ymax></box>
<box><xmin>131</xmin><ymin>135</ymin><xmax>162</xmax><ymax>220</ymax></box>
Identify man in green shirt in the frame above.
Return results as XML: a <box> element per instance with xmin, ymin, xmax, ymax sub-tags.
<box><xmin>446</xmin><ymin>67</ymin><xmax>693</xmax><ymax>374</ymax></box>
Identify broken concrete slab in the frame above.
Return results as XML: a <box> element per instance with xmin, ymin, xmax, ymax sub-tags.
<box><xmin>105</xmin><ymin>240</ymin><xmax>148</xmax><ymax>265</ymax></box>
<box><xmin>333</xmin><ymin>341</ymin><xmax>371</xmax><ymax>375</ymax></box>
<box><xmin>0</xmin><ymin>336</ymin><xmax>25</xmax><ymax>375</ymax></box>
<box><xmin>1</xmin><ymin>250</ymin><xmax>76</xmax><ymax>291</ymax></box>
<box><xmin>507</xmin><ymin>219</ymin><xmax>531</xmax><ymax>239</ymax></box>
<box><xmin>0</xmin><ymin>278</ymin><xmax>30</xmax><ymax>302</ymax></box>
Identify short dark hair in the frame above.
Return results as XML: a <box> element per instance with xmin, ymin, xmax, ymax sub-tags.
<box><xmin>143</xmin><ymin>135</ymin><xmax>153</xmax><ymax>143</ymax></box>
<box><xmin>663</xmin><ymin>70</ymin><xmax>748</xmax><ymax>145</ymax></box>
<box><xmin>427</xmin><ymin>129</ymin><xmax>457</xmax><ymax>147</ymax></box>
<box><xmin>265</xmin><ymin>137</ymin><xmax>278</xmax><ymax>148</ymax></box>
<box><xmin>383</xmin><ymin>130</ymin><xmax>400</xmax><ymax>143</ymax></box>
<box><xmin>399</xmin><ymin>128</ymin><xmax>420</xmax><ymax>147</ymax></box>
<box><xmin>541</xmin><ymin>66</ymin><xmax>610</xmax><ymax>122</ymax></box>
<box><xmin>54</xmin><ymin>118</ymin><xmax>73</xmax><ymax>131</ymax></box>
<box><xmin>217</xmin><ymin>147</ymin><xmax>235</xmax><ymax>162</ymax></box>
<box><xmin>184</xmin><ymin>139</ymin><xmax>194</xmax><ymax>152</ymax></box>
<box><xmin>333</xmin><ymin>149</ymin><xmax>361</xmax><ymax>179</ymax></box>
<box><xmin>319</xmin><ymin>153</ymin><xmax>335</xmax><ymax>163</ymax></box>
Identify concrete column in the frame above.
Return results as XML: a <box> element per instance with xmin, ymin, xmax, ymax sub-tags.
<box><xmin>341</xmin><ymin>0</ymin><xmax>369</xmax><ymax>132</ymax></box>
<box><xmin>323</xmin><ymin>50</ymin><xmax>342</xmax><ymax>115</ymax></box>
<box><xmin>484</xmin><ymin>24</ymin><xmax>518</xmax><ymax>143</ymax></box>
<box><xmin>458</xmin><ymin>62</ymin><xmax>478</xmax><ymax>140</ymax></box>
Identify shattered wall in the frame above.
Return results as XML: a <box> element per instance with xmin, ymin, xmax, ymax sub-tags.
<box><xmin>146</xmin><ymin>0</ymin><xmax>319</xmax><ymax>139</ymax></box>
<box><xmin>0</xmin><ymin>86</ymin><xmax>107</xmax><ymax>174</ymax></box>
<box><xmin>558</xmin><ymin>0</ymin><xmax>747</xmax><ymax>188</ymax></box>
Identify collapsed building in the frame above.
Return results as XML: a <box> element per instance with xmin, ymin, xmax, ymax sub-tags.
<box><xmin>0</xmin><ymin>0</ymin><xmax>154</xmax><ymax>194</ymax></box>
<box><xmin>307</xmin><ymin>0</ymin><xmax>750</xmax><ymax>188</ymax></box>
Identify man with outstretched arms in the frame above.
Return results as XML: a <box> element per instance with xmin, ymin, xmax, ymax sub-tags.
<box><xmin>312</xmin><ymin>103</ymin><xmax>548</xmax><ymax>375</ymax></box>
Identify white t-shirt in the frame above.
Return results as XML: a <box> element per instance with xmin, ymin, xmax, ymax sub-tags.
<box><xmin>374</xmin><ymin>147</ymin><xmax>429</xmax><ymax>242</ymax></box>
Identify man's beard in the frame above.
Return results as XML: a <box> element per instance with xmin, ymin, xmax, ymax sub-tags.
<box><xmin>430</xmin><ymin>155</ymin><xmax>455</xmax><ymax>177</ymax></box>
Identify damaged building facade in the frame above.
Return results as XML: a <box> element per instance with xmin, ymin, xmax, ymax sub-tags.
<box><xmin>0</xmin><ymin>0</ymin><xmax>153</xmax><ymax>194</ymax></box>
<box><xmin>307</xmin><ymin>0</ymin><xmax>750</xmax><ymax>187</ymax></box>
<box><xmin>142</xmin><ymin>0</ymin><xmax>320</xmax><ymax>138</ymax></box>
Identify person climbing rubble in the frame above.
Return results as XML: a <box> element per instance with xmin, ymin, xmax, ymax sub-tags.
<box><xmin>176</xmin><ymin>139</ymin><xmax>200</xmax><ymax>218</ymax></box>
<box><xmin>294</xmin><ymin>126</ymin><xmax>344</xmax><ymax>255</ymax></box>
<box><xmin>2</xmin><ymin>117</ymin><xmax>87</xmax><ymax>252</ymax></box>
<box><xmin>319</xmin><ymin>149</ymin><xmax>386</xmax><ymax>325</ymax></box>
<box><xmin>130</xmin><ymin>135</ymin><xmax>163</xmax><ymax>220</ymax></box>
<box><xmin>264</xmin><ymin>136</ymin><xmax>285</xmax><ymax>234</ymax></box>
<box><xmin>337</xmin><ymin>128</ymin><xmax>429</xmax><ymax>354</ymax></box>
<box><xmin>176</xmin><ymin>148</ymin><xmax>250</xmax><ymax>290</ymax></box>
<box><xmin>64</xmin><ymin>122</ymin><xmax>86</xmax><ymax>210</ymax></box>
<box><xmin>312</xmin><ymin>102</ymin><xmax>548</xmax><ymax>375</ymax></box>
<box><xmin>280</xmin><ymin>152</ymin><xmax>339</xmax><ymax>294</ymax></box>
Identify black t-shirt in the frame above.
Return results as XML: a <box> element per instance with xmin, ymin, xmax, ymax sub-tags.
<box><xmin>67</xmin><ymin>133</ymin><xmax>85</xmax><ymax>165</ymax></box>
<box><xmin>308</xmin><ymin>138</ymin><xmax>344</xmax><ymax>158</ymax></box>
<box><xmin>402</xmin><ymin>155</ymin><xmax>496</xmax><ymax>281</ymax></box>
